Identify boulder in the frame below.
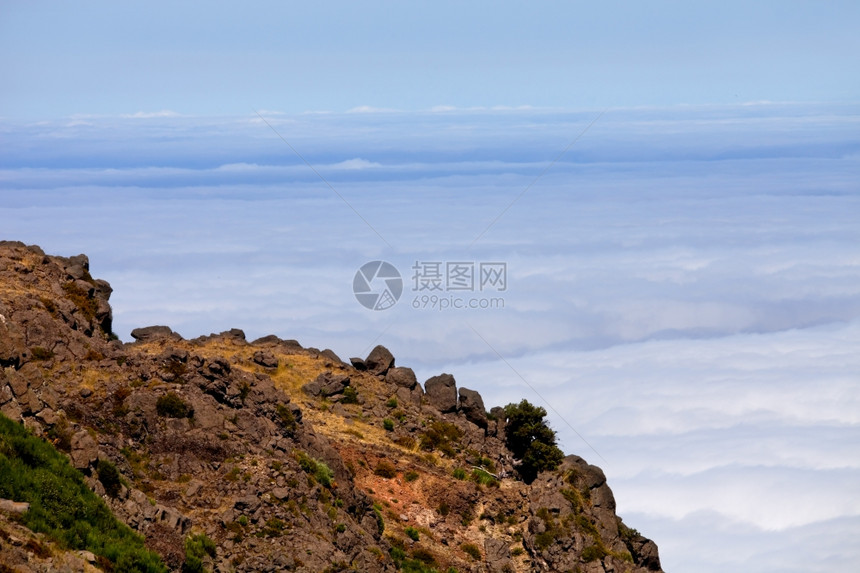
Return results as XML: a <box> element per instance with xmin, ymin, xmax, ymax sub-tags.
<box><xmin>424</xmin><ymin>374</ymin><xmax>457</xmax><ymax>413</ymax></box>
<box><xmin>303</xmin><ymin>372</ymin><xmax>350</xmax><ymax>397</ymax></box>
<box><xmin>252</xmin><ymin>350</ymin><xmax>278</xmax><ymax>368</ymax></box>
<box><xmin>365</xmin><ymin>345</ymin><xmax>394</xmax><ymax>375</ymax></box>
<box><xmin>320</xmin><ymin>348</ymin><xmax>344</xmax><ymax>365</ymax></box>
<box><xmin>70</xmin><ymin>429</ymin><xmax>98</xmax><ymax>470</ymax></box>
<box><xmin>130</xmin><ymin>325</ymin><xmax>181</xmax><ymax>342</ymax></box>
<box><xmin>386</xmin><ymin>367</ymin><xmax>417</xmax><ymax>389</ymax></box>
<box><xmin>484</xmin><ymin>537</ymin><xmax>512</xmax><ymax>573</ymax></box>
<box><xmin>458</xmin><ymin>387</ymin><xmax>488</xmax><ymax>428</ymax></box>
<box><xmin>0</xmin><ymin>499</ymin><xmax>30</xmax><ymax>516</ymax></box>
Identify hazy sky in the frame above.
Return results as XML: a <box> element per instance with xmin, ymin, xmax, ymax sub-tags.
<box><xmin>2</xmin><ymin>2</ymin><xmax>859</xmax><ymax>572</ymax></box>
<box><xmin>2</xmin><ymin>1</ymin><xmax>859</xmax><ymax>117</ymax></box>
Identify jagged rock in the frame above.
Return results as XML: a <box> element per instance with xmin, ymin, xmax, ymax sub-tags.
<box><xmin>221</xmin><ymin>328</ymin><xmax>246</xmax><ymax>342</ymax></box>
<box><xmin>0</xmin><ymin>383</ymin><xmax>12</xmax><ymax>405</ymax></box>
<box><xmin>303</xmin><ymin>372</ymin><xmax>350</xmax><ymax>397</ymax></box>
<box><xmin>458</xmin><ymin>387</ymin><xmax>488</xmax><ymax>428</ymax></box>
<box><xmin>488</xmin><ymin>405</ymin><xmax>507</xmax><ymax>439</ymax></box>
<box><xmin>365</xmin><ymin>345</ymin><xmax>394</xmax><ymax>375</ymax></box>
<box><xmin>235</xmin><ymin>495</ymin><xmax>261</xmax><ymax>513</ymax></box>
<box><xmin>70</xmin><ymin>430</ymin><xmax>98</xmax><ymax>470</ymax></box>
<box><xmin>320</xmin><ymin>348</ymin><xmax>344</xmax><ymax>365</ymax></box>
<box><xmin>386</xmin><ymin>366</ymin><xmax>417</xmax><ymax>389</ymax></box>
<box><xmin>130</xmin><ymin>325</ymin><xmax>181</xmax><ymax>342</ymax></box>
<box><xmin>484</xmin><ymin>537</ymin><xmax>512</xmax><ymax>572</ymax></box>
<box><xmin>350</xmin><ymin>357</ymin><xmax>367</xmax><ymax>370</ymax></box>
<box><xmin>252</xmin><ymin>350</ymin><xmax>278</xmax><ymax>368</ymax></box>
<box><xmin>424</xmin><ymin>373</ymin><xmax>457</xmax><ymax>413</ymax></box>
<box><xmin>0</xmin><ymin>499</ymin><xmax>29</xmax><ymax>516</ymax></box>
<box><xmin>5</xmin><ymin>369</ymin><xmax>28</xmax><ymax>398</ymax></box>
<box><xmin>630</xmin><ymin>538</ymin><xmax>662</xmax><ymax>571</ymax></box>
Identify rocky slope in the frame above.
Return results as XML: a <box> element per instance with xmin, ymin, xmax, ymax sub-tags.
<box><xmin>0</xmin><ymin>241</ymin><xmax>662</xmax><ymax>573</ymax></box>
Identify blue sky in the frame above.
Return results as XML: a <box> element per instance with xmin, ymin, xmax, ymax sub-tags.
<box><xmin>2</xmin><ymin>2</ymin><xmax>860</xmax><ymax>572</ymax></box>
<box><xmin>2</xmin><ymin>1</ymin><xmax>859</xmax><ymax>117</ymax></box>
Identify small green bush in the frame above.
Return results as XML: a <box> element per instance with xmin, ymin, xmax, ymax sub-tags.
<box><xmin>419</xmin><ymin>421</ymin><xmax>462</xmax><ymax>456</ymax></box>
<box><xmin>156</xmin><ymin>392</ymin><xmax>191</xmax><ymax>418</ymax></box>
<box><xmin>383</xmin><ymin>418</ymin><xmax>395</xmax><ymax>431</ymax></box>
<box><xmin>30</xmin><ymin>346</ymin><xmax>54</xmax><ymax>361</ymax></box>
<box><xmin>386</xmin><ymin>397</ymin><xmax>398</xmax><ymax>408</ymax></box>
<box><xmin>295</xmin><ymin>451</ymin><xmax>334</xmax><ymax>488</ymax></box>
<box><xmin>374</xmin><ymin>460</ymin><xmax>397</xmax><ymax>478</ymax></box>
<box><xmin>96</xmin><ymin>459</ymin><xmax>123</xmax><ymax>498</ymax></box>
<box><xmin>341</xmin><ymin>386</ymin><xmax>360</xmax><ymax>404</ymax></box>
<box><xmin>461</xmin><ymin>542</ymin><xmax>482</xmax><ymax>560</ymax></box>
<box><xmin>581</xmin><ymin>544</ymin><xmax>608</xmax><ymax>562</ymax></box>
<box><xmin>276</xmin><ymin>403</ymin><xmax>297</xmax><ymax>435</ymax></box>
<box><xmin>452</xmin><ymin>468</ymin><xmax>467</xmax><ymax>480</ymax></box>
<box><xmin>404</xmin><ymin>526</ymin><xmax>420</xmax><ymax>541</ymax></box>
<box><xmin>404</xmin><ymin>470</ymin><xmax>419</xmax><ymax>482</ymax></box>
<box><xmin>183</xmin><ymin>533</ymin><xmax>216</xmax><ymax>572</ymax></box>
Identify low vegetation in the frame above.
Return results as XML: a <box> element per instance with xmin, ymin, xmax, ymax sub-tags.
<box><xmin>0</xmin><ymin>413</ymin><xmax>166</xmax><ymax>572</ymax></box>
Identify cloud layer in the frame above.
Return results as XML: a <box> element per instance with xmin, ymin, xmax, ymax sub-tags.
<box><xmin>2</xmin><ymin>103</ymin><xmax>858</xmax><ymax>571</ymax></box>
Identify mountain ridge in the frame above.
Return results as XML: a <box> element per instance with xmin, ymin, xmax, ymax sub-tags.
<box><xmin>0</xmin><ymin>240</ymin><xmax>662</xmax><ymax>573</ymax></box>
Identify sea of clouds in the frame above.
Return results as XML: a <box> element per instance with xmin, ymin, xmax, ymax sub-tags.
<box><xmin>2</xmin><ymin>103</ymin><xmax>858</xmax><ymax>571</ymax></box>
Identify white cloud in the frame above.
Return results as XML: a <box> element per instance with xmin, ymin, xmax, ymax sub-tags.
<box><xmin>3</xmin><ymin>103</ymin><xmax>859</xmax><ymax>572</ymax></box>
<box><xmin>120</xmin><ymin>110</ymin><xmax>181</xmax><ymax>118</ymax></box>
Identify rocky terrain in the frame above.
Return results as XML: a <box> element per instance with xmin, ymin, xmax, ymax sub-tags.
<box><xmin>0</xmin><ymin>241</ymin><xmax>662</xmax><ymax>573</ymax></box>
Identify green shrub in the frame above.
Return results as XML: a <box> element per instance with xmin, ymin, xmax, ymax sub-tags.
<box><xmin>374</xmin><ymin>460</ymin><xmax>397</xmax><ymax>478</ymax></box>
<box><xmin>452</xmin><ymin>468</ymin><xmax>466</xmax><ymax>480</ymax></box>
<box><xmin>383</xmin><ymin>418</ymin><xmax>395</xmax><ymax>431</ymax></box>
<box><xmin>96</xmin><ymin>459</ymin><xmax>123</xmax><ymax>498</ymax></box>
<box><xmin>419</xmin><ymin>421</ymin><xmax>462</xmax><ymax>456</ymax></box>
<box><xmin>404</xmin><ymin>526</ymin><xmax>420</xmax><ymax>541</ymax></box>
<box><xmin>0</xmin><ymin>413</ymin><xmax>166</xmax><ymax>572</ymax></box>
<box><xmin>470</xmin><ymin>468</ymin><xmax>498</xmax><ymax>487</ymax></box>
<box><xmin>276</xmin><ymin>403</ymin><xmax>297</xmax><ymax>435</ymax></box>
<box><xmin>183</xmin><ymin>533</ymin><xmax>216</xmax><ymax>572</ymax></box>
<box><xmin>30</xmin><ymin>346</ymin><xmax>54</xmax><ymax>361</ymax></box>
<box><xmin>295</xmin><ymin>451</ymin><xmax>334</xmax><ymax>488</ymax></box>
<box><xmin>373</xmin><ymin>505</ymin><xmax>385</xmax><ymax>534</ymax></box>
<box><xmin>503</xmin><ymin>400</ymin><xmax>564</xmax><ymax>483</ymax></box>
<box><xmin>581</xmin><ymin>544</ymin><xmax>608</xmax><ymax>562</ymax></box>
<box><xmin>156</xmin><ymin>392</ymin><xmax>191</xmax><ymax>418</ymax></box>
<box><xmin>404</xmin><ymin>470</ymin><xmax>419</xmax><ymax>482</ymax></box>
<box><xmin>61</xmin><ymin>281</ymin><xmax>99</xmax><ymax>323</ymax></box>
<box><xmin>461</xmin><ymin>542</ymin><xmax>482</xmax><ymax>560</ymax></box>
<box><xmin>386</xmin><ymin>397</ymin><xmax>398</xmax><ymax>408</ymax></box>
<box><xmin>341</xmin><ymin>386</ymin><xmax>360</xmax><ymax>404</ymax></box>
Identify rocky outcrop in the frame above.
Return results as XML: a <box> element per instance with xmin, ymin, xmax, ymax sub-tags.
<box><xmin>424</xmin><ymin>373</ymin><xmax>458</xmax><ymax>413</ymax></box>
<box><xmin>0</xmin><ymin>242</ymin><xmax>663</xmax><ymax>573</ymax></box>
<box><xmin>458</xmin><ymin>387</ymin><xmax>488</xmax><ymax>428</ymax></box>
<box><xmin>131</xmin><ymin>325</ymin><xmax>181</xmax><ymax>342</ymax></box>
<box><xmin>364</xmin><ymin>345</ymin><xmax>394</xmax><ymax>375</ymax></box>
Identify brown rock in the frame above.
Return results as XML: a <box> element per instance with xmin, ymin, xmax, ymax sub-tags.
<box><xmin>70</xmin><ymin>430</ymin><xmax>98</xmax><ymax>470</ymax></box>
<box><xmin>458</xmin><ymin>387</ymin><xmax>487</xmax><ymax>428</ymax></box>
<box><xmin>386</xmin><ymin>366</ymin><xmax>417</xmax><ymax>389</ymax></box>
<box><xmin>424</xmin><ymin>373</ymin><xmax>457</xmax><ymax>413</ymax></box>
<box><xmin>365</xmin><ymin>345</ymin><xmax>394</xmax><ymax>375</ymax></box>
